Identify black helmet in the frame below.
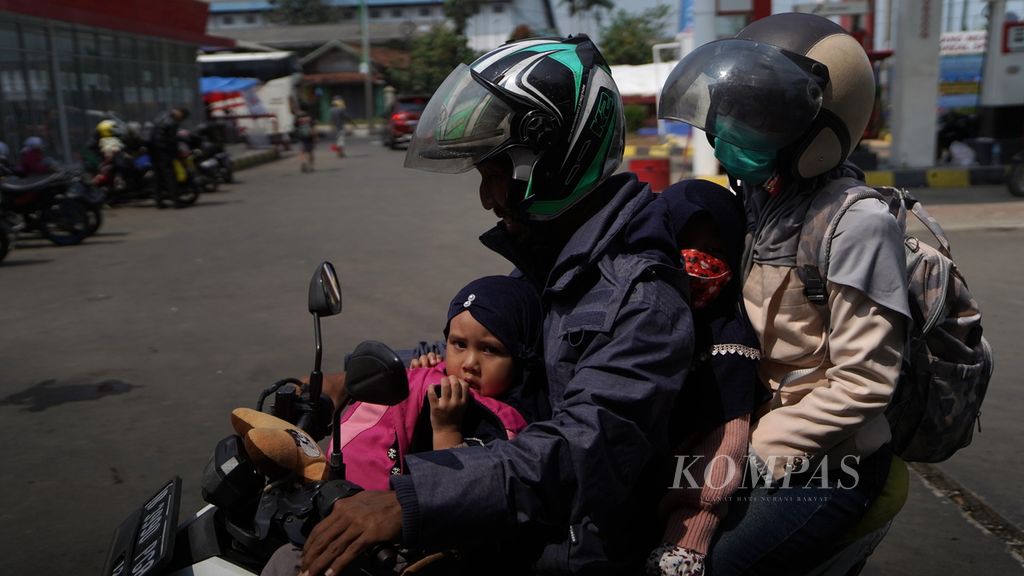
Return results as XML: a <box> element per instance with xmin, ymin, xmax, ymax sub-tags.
<box><xmin>404</xmin><ymin>35</ymin><xmax>625</xmax><ymax>221</ymax></box>
<box><xmin>659</xmin><ymin>13</ymin><xmax>875</xmax><ymax>179</ymax></box>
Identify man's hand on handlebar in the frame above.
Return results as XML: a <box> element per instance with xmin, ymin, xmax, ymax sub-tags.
<box><xmin>300</xmin><ymin>490</ymin><xmax>402</xmax><ymax>576</ymax></box>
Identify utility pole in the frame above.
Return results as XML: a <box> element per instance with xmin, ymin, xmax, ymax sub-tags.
<box><xmin>360</xmin><ymin>0</ymin><xmax>374</xmax><ymax>132</ymax></box>
<box><xmin>691</xmin><ymin>0</ymin><xmax>718</xmax><ymax>177</ymax></box>
<box><xmin>889</xmin><ymin>0</ymin><xmax>942</xmax><ymax>167</ymax></box>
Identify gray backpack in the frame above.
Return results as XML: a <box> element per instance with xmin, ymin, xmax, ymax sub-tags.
<box><xmin>797</xmin><ymin>177</ymin><xmax>993</xmax><ymax>463</ymax></box>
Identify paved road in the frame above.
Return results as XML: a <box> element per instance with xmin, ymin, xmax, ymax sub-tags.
<box><xmin>0</xmin><ymin>141</ymin><xmax>1021</xmax><ymax>574</ymax></box>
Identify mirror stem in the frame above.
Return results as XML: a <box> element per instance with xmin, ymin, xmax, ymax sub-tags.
<box><xmin>310</xmin><ymin>313</ymin><xmax>324</xmax><ymax>406</ymax></box>
<box><xmin>313</xmin><ymin>314</ymin><xmax>324</xmax><ymax>374</ymax></box>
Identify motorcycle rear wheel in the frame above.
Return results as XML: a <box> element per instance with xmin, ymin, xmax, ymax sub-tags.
<box><xmin>83</xmin><ymin>202</ymin><xmax>103</xmax><ymax>235</ymax></box>
<box><xmin>1008</xmin><ymin>163</ymin><xmax>1024</xmax><ymax>197</ymax></box>
<box><xmin>41</xmin><ymin>198</ymin><xmax>89</xmax><ymax>246</ymax></box>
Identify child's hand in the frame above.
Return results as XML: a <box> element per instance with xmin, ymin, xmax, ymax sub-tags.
<box><xmin>428</xmin><ymin>375</ymin><xmax>469</xmax><ymax>430</ymax></box>
<box><xmin>409</xmin><ymin>351</ymin><xmax>442</xmax><ymax>369</ymax></box>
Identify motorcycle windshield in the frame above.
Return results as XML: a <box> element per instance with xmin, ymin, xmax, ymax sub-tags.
<box><xmin>404</xmin><ymin>64</ymin><xmax>516</xmax><ymax>174</ymax></box>
<box><xmin>658</xmin><ymin>39</ymin><xmax>826</xmax><ymax>152</ymax></box>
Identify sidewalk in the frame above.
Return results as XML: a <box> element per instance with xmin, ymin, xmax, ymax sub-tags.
<box><xmin>225</xmin><ymin>143</ymin><xmax>285</xmax><ymax>171</ymax></box>
<box><xmin>623</xmin><ymin>135</ymin><xmax>1011</xmax><ymax>189</ymax></box>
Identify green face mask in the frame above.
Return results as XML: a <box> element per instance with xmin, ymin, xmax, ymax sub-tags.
<box><xmin>713</xmin><ymin>137</ymin><xmax>777</xmax><ymax>186</ymax></box>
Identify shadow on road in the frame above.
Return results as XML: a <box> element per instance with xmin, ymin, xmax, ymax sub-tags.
<box><xmin>0</xmin><ymin>379</ymin><xmax>141</xmax><ymax>412</ymax></box>
<box><xmin>13</xmin><ymin>238</ymin><xmax>126</xmax><ymax>249</ymax></box>
<box><xmin>0</xmin><ymin>258</ymin><xmax>52</xmax><ymax>267</ymax></box>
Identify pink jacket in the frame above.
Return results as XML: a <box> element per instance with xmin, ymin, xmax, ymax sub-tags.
<box><xmin>330</xmin><ymin>362</ymin><xmax>528</xmax><ymax>491</ymax></box>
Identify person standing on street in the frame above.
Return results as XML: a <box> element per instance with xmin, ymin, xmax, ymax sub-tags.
<box><xmin>295</xmin><ymin>108</ymin><xmax>317</xmax><ymax>172</ymax></box>
<box><xmin>150</xmin><ymin>106</ymin><xmax>189</xmax><ymax>209</ymax></box>
<box><xmin>329</xmin><ymin>96</ymin><xmax>350</xmax><ymax>158</ymax></box>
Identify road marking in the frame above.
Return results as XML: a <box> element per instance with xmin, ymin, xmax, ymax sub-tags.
<box><xmin>911</xmin><ymin>462</ymin><xmax>1024</xmax><ymax>568</ymax></box>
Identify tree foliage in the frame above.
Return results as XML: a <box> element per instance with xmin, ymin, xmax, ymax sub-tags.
<box><xmin>267</xmin><ymin>0</ymin><xmax>335</xmax><ymax>25</ymax></box>
<box><xmin>599</xmin><ymin>5</ymin><xmax>671</xmax><ymax>65</ymax></box>
<box><xmin>387</xmin><ymin>26</ymin><xmax>479</xmax><ymax>95</ymax></box>
<box><xmin>444</xmin><ymin>0</ymin><xmax>485</xmax><ymax>36</ymax></box>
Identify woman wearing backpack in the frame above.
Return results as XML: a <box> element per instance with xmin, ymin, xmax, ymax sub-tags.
<box><xmin>658</xmin><ymin>13</ymin><xmax>910</xmax><ymax>575</ymax></box>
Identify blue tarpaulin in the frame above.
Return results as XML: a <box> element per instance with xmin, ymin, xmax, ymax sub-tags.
<box><xmin>200</xmin><ymin>76</ymin><xmax>260</xmax><ymax>95</ymax></box>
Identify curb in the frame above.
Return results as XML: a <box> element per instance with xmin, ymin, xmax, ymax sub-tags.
<box><xmin>862</xmin><ymin>166</ymin><xmax>1007</xmax><ymax>188</ymax></box>
<box><xmin>231</xmin><ymin>148</ymin><xmax>282</xmax><ymax>171</ymax></box>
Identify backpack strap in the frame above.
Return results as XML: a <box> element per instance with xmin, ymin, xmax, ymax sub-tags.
<box><xmin>780</xmin><ymin>177</ymin><xmax>890</xmax><ymax>389</ymax></box>
<box><xmin>885</xmin><ymin>188</ymin><xmax>953</xmax><ymax>259</ymax></box>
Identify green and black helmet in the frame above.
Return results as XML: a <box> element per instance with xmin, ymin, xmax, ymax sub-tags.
<box><xmin>404</xmin><ymin>35</ymin><xmax>625</xmax><ymax>221</ymax></box>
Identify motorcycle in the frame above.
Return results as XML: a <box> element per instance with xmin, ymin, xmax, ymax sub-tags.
<box><xmin>1008</xmin><ymin>151</ymin><xmax>1024</xmax><ymax>197</ymax></box>
<box><xmin>102</xmin><ymin>263</ymin><xmax>899</xmax><ymax>576</ymax></box>
<box><xmin>60</xmin><ymin>169</ymin><xmax>105</xmax><ymax>236</ymax></box>
<box><xmin>174</xmin><ymin>145</ymin><xmax>209</xmax><ymax>202</ymax></box>
<box><xmin>193</xmin><ymin>142</ymin><xmax>233</xmax><ymax>189</ymax></box>
<box><xmin>102</xmin><ymin>263</ymin><xmax>448</xmax><ymax>576</ymax></box>
<box><xmin>102</xmin><ymin>151</ymin><xmax>200</xmax><ymax>208</ymax></box>
<box><xmin>0</xmin><ymin>165</ymin><xmax>91</xmax><ymax>246</ymax></box>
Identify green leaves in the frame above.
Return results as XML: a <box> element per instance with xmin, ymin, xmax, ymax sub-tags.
<box><xmin>599</xmin><ymin>4</ymin><xmax>671</xmax><ymax>65</ymax></box>
<box><xmin>386</xmin><ymin>26</ymin><xmax>479</xmax><ymax>95</ymax></box>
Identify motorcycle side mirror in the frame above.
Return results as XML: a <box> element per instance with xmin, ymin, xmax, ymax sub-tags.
<box><xmin>344</xmin><ymin>341</ymin><xmax>409</xmax><ymax>406</ymax></box>
<box><xmin>301</xmin><ymin>261</ymin><xmax>342</xmax><ymax>440</ymax></box>
<box><xmin>308</xmin><ymin>261</ymin><xmax>342</xmax><ymax>317</ymax></box>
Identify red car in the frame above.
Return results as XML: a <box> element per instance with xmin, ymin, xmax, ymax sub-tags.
<box><xmin>383</xmin><ymin>95</ymin><xmax>429</xmax><ymax>149</ymax></box>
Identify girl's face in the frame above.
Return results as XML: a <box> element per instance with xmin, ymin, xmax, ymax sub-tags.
<box><xmin>446</xmin><ymin>310</ymin><xmax>515</xmax><ymax>398</ymax></box>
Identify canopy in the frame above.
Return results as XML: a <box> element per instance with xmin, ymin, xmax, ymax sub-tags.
<box><xmin>200</xmin><ymin>76</ymin><xmax>260</xmax><ymax>95</ymax></box>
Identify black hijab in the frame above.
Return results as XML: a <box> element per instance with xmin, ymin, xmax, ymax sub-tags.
<box><xmin>657</xmin><ymin>180</ymin><xmax>769</xmax><ymax>435</ymax></box>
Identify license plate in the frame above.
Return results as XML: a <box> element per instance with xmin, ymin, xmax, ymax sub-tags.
<box><xmin>103</xmin><ymin>478</ymin><xmax>181</xmax><ymax>576</ymax></box>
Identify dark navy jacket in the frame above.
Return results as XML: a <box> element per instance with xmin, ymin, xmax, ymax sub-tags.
<box><xmin>391</xmin><ymin>173</ymin><xmax>694</xmax><ymax>574</ymax></box>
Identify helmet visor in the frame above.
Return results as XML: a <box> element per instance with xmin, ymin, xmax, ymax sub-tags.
<box><xmin>658</xmin><ymin>39</ymin><xmax>825</xmax><ymax>152</ymax></box>
<box><xmin>404</xmin><ymin>64</ymin><xmax>516</xmax><ymax>174</ymax></box>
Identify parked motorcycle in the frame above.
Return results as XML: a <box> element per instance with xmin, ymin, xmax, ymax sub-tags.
<box><xmin>194</xmin><ymin>144</ymin><xmax>233</xmax><ymax>189</ymax></box>
<box><xmin>0</xmin><ymin>166</ymin><xmax>90</xmax><ymax>246</ymax></box>
<box><xmin>60</xmin><ymin>169</ymin><xmax>105</xmax><ymax>236</ymax></box>
<box><xmin>1008</xmin><ymin>151</ymin><xmax>1024</xmax><ymax>197</ymax></box>
<box><xmin>101</xmin><ymin>152</ymin><xmax>200</xmax><ymax>208</ymax></box>
<box><xmin>101</xmin><ymin>263</ymin><xmax>445</xmax><ymax>576</ymax></box>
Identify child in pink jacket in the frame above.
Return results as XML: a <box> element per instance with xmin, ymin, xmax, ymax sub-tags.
<box><xmin>332</xmin><ymin>275</ymin><xmax>544</xmax><ymax>491</ymax></box>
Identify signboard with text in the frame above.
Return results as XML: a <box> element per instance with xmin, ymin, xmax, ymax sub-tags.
<box><xmin>1005</xmin><ymin>22</ymin><xmax>1024</xmax><ymax>53</ymax></box>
